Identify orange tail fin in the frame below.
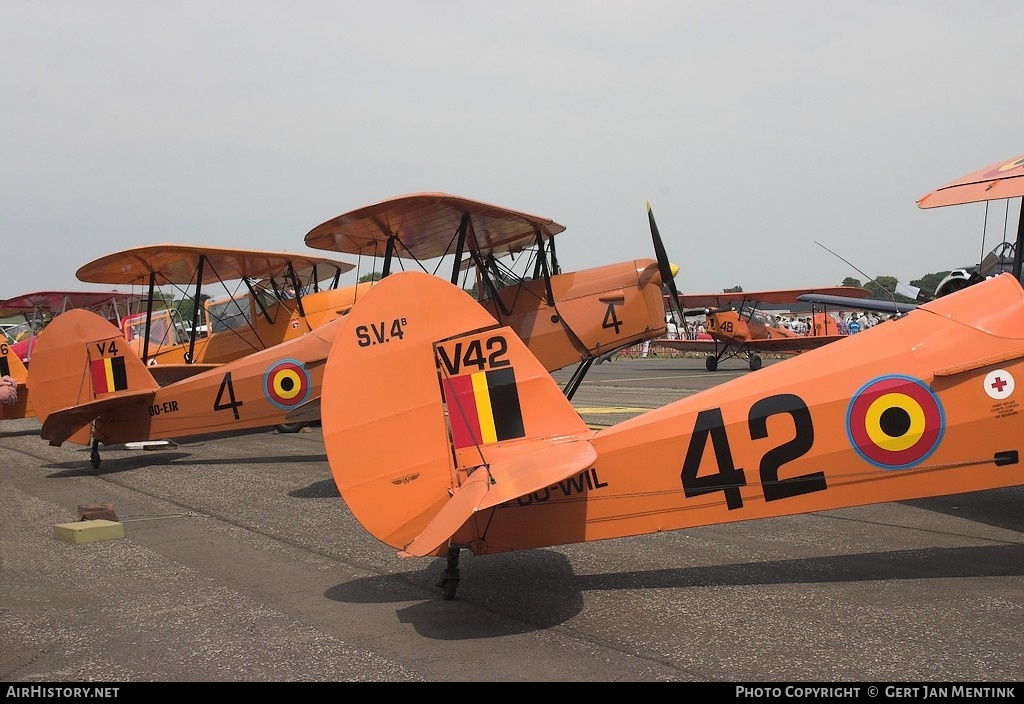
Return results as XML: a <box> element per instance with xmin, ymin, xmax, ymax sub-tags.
<box><xmin>27</xmin><ymin>310</ymin><xmax>159</xmax><ymax>445</ymax></box>
<box><xmin>320</xmin><ymin>271</ymin><xmax>595</xmax><ymax>557</ymax></box>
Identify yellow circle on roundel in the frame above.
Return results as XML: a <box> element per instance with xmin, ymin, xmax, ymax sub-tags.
<box><xmin>998</xmin><ymin>158</ymin><xmax>1024</xmax><ymax>173</ymax></box>
<box><xmin>864</xmin><ymin>393</ymin><xmax>925</xmax><ymax>451</ymax></box>
<box><xmin>274</xmin><ymin>369</ymin><xmax>302</xmax><ymax>399</ymax></box>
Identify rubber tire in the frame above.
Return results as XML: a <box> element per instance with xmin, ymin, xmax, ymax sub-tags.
<box><xmin>276</xmin><ymin>422</ymin><xmax>306</xmax><ymax>434</ymax></box>
<box><xmin>749</xmin><ymin>355</ymin><xmax>763</xmax><ymax>371</ymax></box>
<box><xmin>706</xmin><ymin>356</ymin><xmax>718</xmax><ymax>372</ymax></box>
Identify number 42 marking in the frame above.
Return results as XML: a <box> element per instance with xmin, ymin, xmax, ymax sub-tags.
<box><xmin>681</xmin><ymin>394</ymin><xmax>827</xmax><ymax>509</ymax></box>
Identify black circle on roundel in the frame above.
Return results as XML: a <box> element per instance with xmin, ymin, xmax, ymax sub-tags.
<box><xmin>879</xmin><ymin>406</ymin><xmax>911</xmax><ymax>438</ymax></box>
<box><xmin>263</xmin><ymin>359</ymin><xmax>312</xmax><ymax>410</ymax></box>
<box><xmin>845</xmin><ymin>375</ymin><xmax>944</xmax><ymax>470</ymax></box>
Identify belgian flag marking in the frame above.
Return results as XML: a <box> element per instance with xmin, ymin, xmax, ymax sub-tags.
<box><xmin>0</xmin><ymin>356</ymin><xmax>9</xmax><ymax>377</ymax></box>
<box><xmin>846</xmin><ymin>375</ymin><xmax>944</xmax><ymax>470</ymax></box>
<box><xmin>443</xmin><ymin>367</ymin><xmax>525</xmax><ymax>449</ymax></box>
<box><xmin>90</xmin><ymin>356</ymin><xmax>128</xmax><ymax>395</ymax></box>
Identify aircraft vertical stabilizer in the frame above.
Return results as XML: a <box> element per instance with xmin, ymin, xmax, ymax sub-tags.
<box><xmin>320</xmin><ymin>271</ymin><xmax>595</xmax><ymax>557</ymax></box>
<box><xmin>27</xmin><ymin>310</ymin><xmax>160</xmax><ymax>444</ymax></box>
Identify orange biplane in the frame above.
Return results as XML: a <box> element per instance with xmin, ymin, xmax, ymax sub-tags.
<box><xmin>652</xmin><ymin>286</ymin><xmax>870</xmax><ymax>371</ymax></box>
<box><xmin>303</xmin><ymin>192</ymin><xmax>678</xmax><ymax>398</ymax></box>
<box><xmin>917</xmin><ymin>152</ymin><xmax>1024</xmax><ymax>295</ymax></box>
<box><xmin>0</xmin><ymin>290</ymin><xmax>148</xmax><ymax>422</ymax></box>
<box><xmin>0</xmin><ymin>290</ymin><xmax>146</xmax><ymax>365</ymax></box>
<box><xmin>74</xmin><ymin>244</ymin><xmax>361</xmax><ymax>375</ymax></box>
<box><xmin>315</xmin><ymin>266</ymin><xmax>1024</xmax><ymax>600</ymax></box>
<box><xmin>801</xmin><ymin>151</ymin><xmax>1024</xmax><ymax>308</ymax></box>
<box><xmin>28</xmin><ymin>195</ymin><xmax>677</xmax><ymax>466</ymax></box>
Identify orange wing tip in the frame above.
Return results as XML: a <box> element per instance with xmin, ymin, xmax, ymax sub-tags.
<box><xmin>399</xmin><ymin>438</ymin><xmax>597</xmax><ymax>557</ymax></box>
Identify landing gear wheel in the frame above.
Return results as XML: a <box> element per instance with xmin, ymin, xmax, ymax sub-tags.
<box><xmin>90</xmin><ymin>438</ymin><xmax>101</xmax><ymax>469</ymax></box>
<box><xmin>706</xmin><ymin>356</ymin><xmax>718</xmax><ymax>372</ymax></box>
<box><xmin>275</xmin><ymin>422</ymin><xmax>306</xmax><ymax>434</ymax></box>
<box><xmin>749</xmin><ymin>355</ymin><xmax>762</xmax><ymax>371</ymax></box>
<box><xmin>437</xmin><ymin>546</ymin><xmax>461</xmax><ymax>601</ymax></box>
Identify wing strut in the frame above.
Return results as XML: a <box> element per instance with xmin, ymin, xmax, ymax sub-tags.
<box><xmin>186</xmin><ymin>256</ymin><xmax>205</xmax><ymax>364</ymax></box>
<box><xmin>287</xmin><ymin>262</ymin><xmax>306</xmax><ymax>319</ymax></box>
<box><xmin>142</xmin><ymin>271</ymin><xmax>157</xmax><ymax>363</ymax></box>
<box><xmin>533</xmin><ymin>226</ymin><xmax>555</xmax><ymax>306</ymax></box>
<box><xmin>382</xmin><ymin>236</ymin><xmax>396</xmax><ymax>277</ymax></box>
<box><xmin>448</xmin><ymin>212</ymin><xmax>471</xmax><ymax>285</ymax></box>
<box><xmin>471</xmin><ymin>251</ymin><xmax>511</xmax><ymax>316</ymax></box>
<box><xmin>1014</xmin><ymin>206</ymin><xmax>1024</xmax><ymax>281</ymax></box>
<box><xmin>561</xmin><ymin>358</ymin><xmax>594</xmax><ymax>401</ymax></box>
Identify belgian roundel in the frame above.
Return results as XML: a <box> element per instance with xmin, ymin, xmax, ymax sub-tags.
<box><xmin>846</xmin><ymin>375</ymin><xmax>944</xmax><ymax>470</ymax></box>
<box><xmin>985</xmin><ymin>157</ymin><xmax>1024</xmax><ymax>179</ymax></box>
<box><xmin>263</xmin><ymin>359</ymin><xmax>312</xmax><ymax>410</ymax></box>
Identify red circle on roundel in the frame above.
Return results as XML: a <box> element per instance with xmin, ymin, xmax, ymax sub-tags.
<box><xmin>984</xmin><ymin>157</ymin><xmax>1024</xmax><ymax>179</ymax></box>
<box><xmin>846</xmin><ymin>375</ymin><xmax>944</xmax><ymax>469</ymax></box>
<box><xmin>263</xmin><ymin>359</ymin><xmax>311</xmax><ymax>409</ymax></box>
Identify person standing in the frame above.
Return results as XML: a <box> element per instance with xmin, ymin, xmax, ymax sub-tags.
<box><xmin>665</xmin><ymin>315</ymin><xmax>679</xmax><ymax>340</ymax></box>
<box><xmin>0</xmin><ymin>375</ymin><xmax>18</xmax><ymax>418</ymax></box>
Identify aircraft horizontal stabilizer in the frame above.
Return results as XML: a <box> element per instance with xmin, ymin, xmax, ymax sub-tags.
<box><xmin>399</xmin><ymin>437</ymin><xmax>597</xmax><ymax>557</ymax></box>
<box><xmin>284</xmin><ymin>395</ymin><xmax>321</xmax><ymax>424</ymax></box>
<box><xmin>40</xmin><ymin>390</ymin><xmax>157</xmax><ymax>444</ymax></box>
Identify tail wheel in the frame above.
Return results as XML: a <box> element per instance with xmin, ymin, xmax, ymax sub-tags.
<box><xmin>276</xmin><ymin>422</ymin><xmax>306</xmax><ymax>434</ymax></box>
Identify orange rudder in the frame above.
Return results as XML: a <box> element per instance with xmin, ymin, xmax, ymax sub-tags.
<box><xmin>27</xmin><ymin>309</ymin><xmax>159</xmax><ymax>444</ymax></box>
<box><xmin>320</xmin><ymin>271</ymin><xmax>595</xmax><ymax>556</ymax></box>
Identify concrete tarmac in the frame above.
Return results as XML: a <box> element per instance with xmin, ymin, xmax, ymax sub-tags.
<box><xmin>1</xmin><ymin>357</ymin><xmax>1022</xmax><ymax>682</ymax></box>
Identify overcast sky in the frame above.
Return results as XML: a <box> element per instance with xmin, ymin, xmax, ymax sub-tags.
<box><xmin>4</xmin><ymin>1</ymin><xmax>1024</xmax><ymax>301</ymax></box>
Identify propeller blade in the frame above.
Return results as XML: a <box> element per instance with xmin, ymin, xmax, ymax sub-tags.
<box><xmin>647</xmin><ymin>201</ymin><xmax>684</xmax><ymax>322</ymax></box>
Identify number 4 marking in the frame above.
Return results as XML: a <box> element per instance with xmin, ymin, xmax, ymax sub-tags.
<box><xmin>213</xmin><ymin>372</ymin><xmax>244</xmax><ymax>420</ymax></box>
<box><xmin>602</xmin><ymin>303</ymin><xmax>623</xmax><ymax>334</ymax></box>
<box><xmin>681</xmin><ymin>408</ymin><xmax>746</xmax><ymax>509</ymax></box>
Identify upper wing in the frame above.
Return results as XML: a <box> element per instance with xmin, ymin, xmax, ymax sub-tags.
<box><xmin>677</xmin><ymin>286</ymin><xmax>871</xmax><ymax>309</ymax></box>
<box><xmin>796</xmin><ymin>293</ymin><xmax>918</xmax><ymax>315</ymax></box>
<box><xmin>918</xmin><ymin>153</ymin><xmax>1024</xmax><ymax>208</ymax></box>
<box><xmin>304</xmin><ymin>192</ymin><xmax>566</xmax><ymax>260</ymax></box>
<box><xmin>76</xmin><ymin>245</ymin><xmax>355</xmax><ymax>286</ymax></box>
<box><xmin>0</xmin><ymin>290</ymin><xmax>147</xmax><ymax>318</ymax></box>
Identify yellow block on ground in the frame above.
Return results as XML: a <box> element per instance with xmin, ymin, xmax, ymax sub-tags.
<box><xmin>53</xmin><ymin>519</ymin><xmax>125</xmax><ymax>544</ymax></box>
